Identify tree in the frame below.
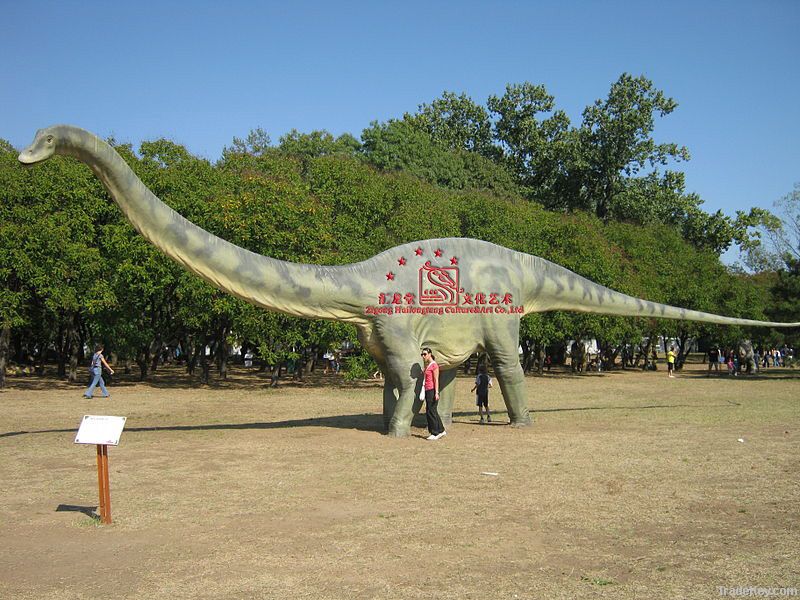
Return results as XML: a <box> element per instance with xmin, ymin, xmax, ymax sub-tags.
<box><xmin>360</xmin><ymin>118</ymin><xmax>519</xmax><ymax>197</ymax></box>
<box><xmin>278</xmin><ymin>129</ymin><xmax>360</xmax><ymax>158</ymax></box>
<box><xmin>0</xmin><ymin>143</ymin><xmax>118</xmax><ymax>383</ymax></box>
<box><xmin>487</xmin><ymin>82</ymin><xmax>573</xmax><ymax>207</ymax></box>
<box><xmin>576</xmin><ymin>74</ymin><xmax>690</xmax><ymax>221</ymax></box>
<box><xmin>407</xmin><ymin>91</ymin><xmax>496</xmax><ymax>157</ymax></box>
<box><xmin>0</xmin><ymin>140</ymin><xmax>26</xmax><ymax>386</ymax></box>
<box><xmin>745</xmin><ymin>183</ymin><xmax>800</xmax><ymax>270</ymax></box>
<box><xmin>221</xmin><ymin>127</ymin><xmax>272</xmax><ymax>160</ymax></box>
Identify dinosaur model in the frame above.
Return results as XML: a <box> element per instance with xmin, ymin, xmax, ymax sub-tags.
<box><xmin>18</xmin><ymin>126</ymin><xmax>800</xmax><ymax>436</ymax></box>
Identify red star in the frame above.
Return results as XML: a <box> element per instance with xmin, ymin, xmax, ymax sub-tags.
<box><xmin>450</xmin><ymin>256</ymin><xmax>458</xmax><ymax>265</ymax></box>
<box><xmin>434</xmin><ymin>248</ymin><xmax>443</xmax><ymax>257</ymax></box>
<box><xmin>414</xmin><ymin>247</ymin><xmax>423</xmax><ymax>256</ymax></box>
<box><xmin>398</xmin><ymin>257</ymin><xmax>406</xmax><ymax>266</ymax></box>
<box><xmin>386</xmin><ymin>272</ymin><xmax>395</xmax><ymax>281</ymax></box>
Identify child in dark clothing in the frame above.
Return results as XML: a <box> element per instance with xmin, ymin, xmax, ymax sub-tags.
<box><xmin>471</xmin><ymin>366</ymin><xmax>493</xmax><ymax>423</ymax></box>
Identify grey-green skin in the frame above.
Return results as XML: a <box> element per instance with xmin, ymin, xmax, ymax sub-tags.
<box><xmin>19</xmin><ymin>126</ymin><xmax>800</xmax><ymax>436</ymax></box>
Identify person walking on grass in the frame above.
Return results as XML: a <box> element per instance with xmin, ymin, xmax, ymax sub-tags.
<box><xmin>471</xmin><ymin>365</ymin><xmax>493</xmax><ymax>423</ymax></box>
<box><xmin>84</xmin><ymin>344</ymin><xmax>114</xmax><ymax>398</ymax></box>
<box><xmin>421</xmin><ymin>348</ymin><xmax>445</xmax><ymax>441</ymax></box>
<box><xmin>667</xmin><ymin>345</ymin><xmax>676</xmax><ymax>378</ymax></box>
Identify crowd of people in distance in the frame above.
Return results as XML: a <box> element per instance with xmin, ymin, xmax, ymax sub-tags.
<box><xmin>706</xmin><ymin>344</ymin><xmax>795</xmax><ymax>377</ymax></box>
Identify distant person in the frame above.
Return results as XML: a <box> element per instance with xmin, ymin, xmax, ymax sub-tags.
<box><xmin>323</xmin><ymin>349</ymin><xmax>334</xmax><ymax>374</ymax></box>
<box><xmin>84</xmin><ymin>344</ymin><xmax>114</xmax><ymax>399</ymax></box>
<box><xmin>707</xmin><ymin>346</ymin><xmax>720</xmax><ymax>376</ymax></box>
<box><xmin>421</xmin><ymin>348</ymin><xmax>445</xmax><ymax>440</ymax></box>
<box><xmin>667</xmin><ymin>346</ymin><xmax>676</xmax><ymax>378</ymax></box>
<box><xmin>726</xmin><ymin>351</ymin><xmax>736</xmax><ymax>377</ymax></box>
<box><xmin>471</xmin><ymin>365</ymin><xmax>493</xmax><ymax>423</ymax></box>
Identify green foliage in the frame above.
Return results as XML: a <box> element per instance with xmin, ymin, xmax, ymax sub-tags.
<box><xmin>745</xmin><ymin>182</ymin><xmax>800</xmax><ymax>271</ymax></box>
<box><xmin>2</xmin><ymin>77</ymin><xmax>795</xmax><ymax>384</ymax></box>
<box><xmin>766</xmin><ymin>259</ymin><xmax>800</xmax><ymax>345</ymax></box>
<box><xmin>578</xmin><ymin>73</ymin><xmax>690</xmax><ymax>220</ymax></box>
<box><xmin>222</xmin><ymin>127</ymin><xmax>272</xmax><ymax>159</ymax></box>
<box><xmin>279</xmin><ymin>129</ymin><xmax>360</xmax><ymax>158</ymax></box>
<box><xmin>361</xmin><ymin>119</ymin><xmax>520</xmax><ymax>197</ymax></box>
<box><xmin>487</xmin><ymin>82</ymin><xmax>573</xmax><ymax>207</ymax></box>
<box><xmin>407</xmin><ymin>91</ymin><xmax>495</xmax><ymax>157</ymax></box>
<box><xmin>364</xmin><ymin>75</ymin><xmax>766</xmax><ymax>257</ymax></box>
<box><xmin>342</xmin><ymin>347</ymin><xmax>379</xmax><ymax>381</ymax></box>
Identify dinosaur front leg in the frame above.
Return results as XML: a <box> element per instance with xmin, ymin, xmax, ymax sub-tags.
<box><xmin>435</xmin><ymin>368</ymin><xmax>457</xmax><ymax>426</ymax></box>
<box><xmin>382</xmin><ymin>378</ymin><xmax>424</xmax><ymax>433</ymax></box>
<box><xmin>384</xmin><ymin>369</ymin><xmax>423</xmax><ymax>437</ymax></box>
<box><xmin>379</xmin><ymin>347</ymin><xmax>425</xmax><ymax>437</ymax></box>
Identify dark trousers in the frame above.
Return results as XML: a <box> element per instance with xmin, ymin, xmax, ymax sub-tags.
<box><xmin>424</xmin><ymin>389</ymin><xmax>444</xmax><ymax>435</ymax></box>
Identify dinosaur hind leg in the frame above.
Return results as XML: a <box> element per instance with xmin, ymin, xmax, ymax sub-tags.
<box><xmin>485</xmin><ymin>319</ymin><xmax>531</xmax><ymax>427</ymax></box>
<box><xmin>435</xmin><ymin>368</ymin><xmax>458</xmax><ymax>426</ymax></box>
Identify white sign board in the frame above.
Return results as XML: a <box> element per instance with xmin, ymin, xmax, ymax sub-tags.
<box><xmin>74</xmin><ymin>415</ymin><xmax>127</xmax><ymax>446</ymax></box>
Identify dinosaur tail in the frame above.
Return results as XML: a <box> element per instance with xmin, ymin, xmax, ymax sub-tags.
<box><xmin>525</xmin><ymin>256</ymin><xmax>800</xmax><ymax>328</ymax></box>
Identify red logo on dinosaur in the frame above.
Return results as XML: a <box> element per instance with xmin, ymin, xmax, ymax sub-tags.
<box><xmin>419</xmin><ymin>261</ymin><xmax>461</xmax><ymax>306</ymax></box>
<box><xmin>370</xmin><ymin>246</ymin><xmax>521</xmax><ymax>316</ymax></box>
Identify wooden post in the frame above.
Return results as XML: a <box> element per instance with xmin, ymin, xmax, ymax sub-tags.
<box><xmin>95</xmin><ymin>444</ymin><xmax>112</xmax><ymax>524</ymax></box>
<box><xmin>96</xmin><ymin>444</ymin><xmax>105</xmax><ymax>521</ymax></box>
<box><xmin>76</xmin><ymin>416</ymin><xmax>125</xmax><ymax>524</ymax></box>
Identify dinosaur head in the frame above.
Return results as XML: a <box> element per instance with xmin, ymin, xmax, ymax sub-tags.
<box><xmin>18</xmin><ymin>127</ymin><xmax>60</xmax><ymax>165</ymax></box>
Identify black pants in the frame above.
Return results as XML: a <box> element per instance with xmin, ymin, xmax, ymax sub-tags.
<box><xmin>425</xmin><ymin>389</ymin><xmax>444</xmax><ymax>435</ymax></box>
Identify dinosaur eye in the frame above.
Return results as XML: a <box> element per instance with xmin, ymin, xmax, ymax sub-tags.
<box><xmin>46</xmin><ymin>135</ymin><xmax>54</xmax><ymax>144</ymax></box>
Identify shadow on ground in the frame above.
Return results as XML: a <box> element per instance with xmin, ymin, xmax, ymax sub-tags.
<box><xmin>56</xmin><ymin>504</ymin><xmax>99</xmax><ymax>518</ymax></box>
<box><xmin>2</xmin><ymin>400</ymin><xmax>745</xmax><ymax>440</ymax></box>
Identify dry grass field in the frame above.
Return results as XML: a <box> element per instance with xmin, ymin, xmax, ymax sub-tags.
<box><xmin>1</xmin><ymin>359</ymin><xmax>799</xmax><ymax>599</ymax></box>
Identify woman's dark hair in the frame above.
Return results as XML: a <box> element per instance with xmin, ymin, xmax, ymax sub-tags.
<box><xmin>421</xmin><ymin>347</ymin><xmax>434</xmax><ymax>359</ymax></box>
<box><xmin>94</xmin><ymin>343</ymin><xmax>104</xmax><ymax>352</ymax></box>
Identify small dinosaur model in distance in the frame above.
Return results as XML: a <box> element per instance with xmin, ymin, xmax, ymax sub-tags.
<box><xmin>19</xmin><ymin>126</ymin><xmax>800</xmax><ymax>436</ymax></box>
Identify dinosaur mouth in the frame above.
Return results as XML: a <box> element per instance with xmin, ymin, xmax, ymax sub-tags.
<box><xmin>18</xmin><ymin>149</ymin><xmax>47</xmax><ymax>165</ymax></box>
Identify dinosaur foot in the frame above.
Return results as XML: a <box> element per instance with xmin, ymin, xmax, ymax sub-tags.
<box><xmin>386</xmin><ymin>428</ymin><xmax>411</xmax><ymax>438</ymax></box>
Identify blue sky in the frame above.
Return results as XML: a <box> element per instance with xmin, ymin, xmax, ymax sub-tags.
<box><xmin>2</xmin><ymin>0</ymin><xmax>797</xmax><ymax>259</ymax></box>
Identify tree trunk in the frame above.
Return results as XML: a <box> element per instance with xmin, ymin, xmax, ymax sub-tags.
<box><xmin>65</xmin><ymin>312</ymin><xmax>82</xmax><ymax>383</ymax></box>
<box><xmin>534</xmin><ymin>342</ymin><xmax>545</xmax><ymax>375</ymax></box>
<box><xmin>215</xmin><ymin>325</ymin><xmax>230</xmax><ymax>381</ymax></box>
<box><xmin>56</xmin><ymin>320</ymin><xmax>67</xmax><ymax>378</ymax></box>
<box><xmin>0</xmin><ymin>324</ymin><xmax>10</xmax><ymax>388</ymax></box>
<box><xmin>200</xmin><ymin>350</ymin><xmax>210</xmax><ymax>385</ymax></box>
<box><xmin>674</xmin><ymin>331</ymin><xmax>690</xmax><ymax>370</ymax></box>
<box><xmin>136</xmin><ymin>346</ymin><xmax>150</xmax><ymax>381</ymax></box>
<box><xmin>269</xmin><ymin>362</ymin><xmax>282</xmax><ymax>387</ymax></box>
<box><xmin>186</xmin><ymin>337</ymin><xmax>201</xmax><ymax>376</ymax></box>
<box><xmin>12</xmin><ymin>333</ymin><xmax>23</xmax><ymax>364</ymax></box>
<box><xmin>194</xmin><ymin>334</ymin><xmax>210</xmax><ymax>385</ymax></box>
<box><xmin>217</xmin><ymin>341</ymin><xmax>228</xmax><ymax>381</ymax></box>
<box><xmin>150</xmin><ymin>338</ymin><xmax>162</xmax><ymax>375</ymax></box>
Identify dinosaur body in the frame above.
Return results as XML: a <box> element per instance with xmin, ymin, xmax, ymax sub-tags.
<box><xmin>19</xmin><ymin>126</ymin><xmax>800</xmax><ymax>436</ymax></box>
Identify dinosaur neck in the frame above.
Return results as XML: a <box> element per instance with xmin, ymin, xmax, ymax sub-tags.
<box><xmin>57</xmin><ymin>126</ymin><xmax>361</xmax><ymax>321</ymax></box>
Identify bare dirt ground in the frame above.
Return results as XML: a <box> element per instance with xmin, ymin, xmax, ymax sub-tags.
<box><xmin>1</xmin><ymin>359</ymin><xmax>798</xmax><ymax>599</ymax></box>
